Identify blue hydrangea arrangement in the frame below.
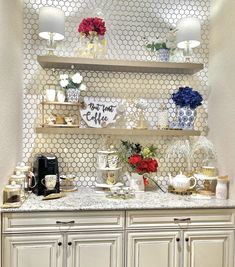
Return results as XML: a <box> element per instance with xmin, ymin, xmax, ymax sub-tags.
<box><xmin>171</xmin><ymin>86</ymin><xmax>203</xmax><ymax>109</ymax></box>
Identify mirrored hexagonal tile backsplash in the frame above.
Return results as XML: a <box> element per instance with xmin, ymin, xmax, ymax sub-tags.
<box><xmin>23</xmin><ymin>0</ymin><xmax>210</xmax><ymax>187</ymax></box>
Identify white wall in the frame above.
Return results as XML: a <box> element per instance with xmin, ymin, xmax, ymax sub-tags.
<box><xmin>209</xmin><ymin>0</ymin><xmax>235</xmax><ymax>199</ymax></box>
<box><xmin>0</xmin><ymin>0</ymin><xmax>23</xmax><ymax>198</ymax></box>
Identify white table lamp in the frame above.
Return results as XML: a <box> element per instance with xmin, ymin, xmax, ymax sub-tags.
<box><xmin>39</xmin><ymin>6</ymin><xmax>65</xmax><ymax>55</ymax></box>
<box><xmin>176</xmin><ymin>17</ymin><xmax>201</xmax><ymax>62</ymax></box>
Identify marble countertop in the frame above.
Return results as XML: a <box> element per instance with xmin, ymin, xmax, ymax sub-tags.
<box><xmin>2</xmin><ymin>188</ymin><xmax>235</xmax><ymax>213</ymax></box>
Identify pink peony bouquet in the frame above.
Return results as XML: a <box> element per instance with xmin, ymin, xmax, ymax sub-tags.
<box><xmin>78</xmin><ymin>17</ymin><xmax>106</xmax><ymax>38</ymax></box>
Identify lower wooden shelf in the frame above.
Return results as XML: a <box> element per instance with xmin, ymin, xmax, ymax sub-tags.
<box><xmin>35</xmin><ymin>127</ymin><xmax>201</xmax><ymax>136</ymax></box>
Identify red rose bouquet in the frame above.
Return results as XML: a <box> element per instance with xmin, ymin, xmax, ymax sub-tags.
<box><xmin>78</xmin><ymin>17</ymin><xmax>106</xmax><ymax>38</ymax></box>
<box><xmin>119</xmin><ymin>141</ymin><xmax>164</xmax><ymax>190</ymax></box>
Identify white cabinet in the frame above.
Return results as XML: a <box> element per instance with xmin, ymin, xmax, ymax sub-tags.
<box><xmin>67</xmin><ymin>232</ymin><xmax>123</xmax><ymax>267</ymax></box>
<box><xmin>2</xmin><ymin>209</ymin><xmax>235</xmax><ymax>267</ymax></box>
<box><xmin>127</xmin><ymin>229</ymin><xmax>235</xmax><ymax>267</ymax></box>
<box><xmin>126</xmin><ymin>210</ymin><xmax>235</xmax><ymax>267</ymax></box>
<box><xmin>183</xmin><ymin>230</ymin><xmax>234</xmax><ymax>267</ymax></box>
<box><xmin>127</xmin><ymin>231</ymin><xmax>180</xmax><ymax>267</ymax></box>
<box><xmin>2</xmin><ymin>211</ymin><xmax>124</xmax><ymax>267</ymax></box>
<box><xmin>3</xmin><ymin>234</ymin><xmax>63</xmax><ymax>267</ymax></box>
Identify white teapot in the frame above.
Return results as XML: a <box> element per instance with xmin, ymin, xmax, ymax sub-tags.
<box><xmin>168</xmin><ymin>172</ymin><xmax>196</xmax><ymax>192</ymax></box>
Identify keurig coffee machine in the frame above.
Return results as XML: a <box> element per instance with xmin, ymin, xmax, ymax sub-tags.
<box><xmin>33</xmin><ymin>154</ymin><xmax>60</xmax><ymax>196</ymax></box>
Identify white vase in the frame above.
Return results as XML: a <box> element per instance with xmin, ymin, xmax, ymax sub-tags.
<box><xmin>216</xmin><ymin>179</ymin><xmax>228</xmax><ymax>199</ymax></box>
<box><xmin>157</xmin><ymin>49</ymin><xmax>170</xmax><ymax>61</ymax></box>
<box><xmin>66</xmin><ymin>88</ymin><xmax>80</xmax><ymax>103</ymax></box>
<box><xmin>129</xmin><ymin>173</ymin><xmax>145</xmax><ymax>192</ymax></box>
<box><xmin>57</xmin><ymin>90</ymin><xmax>66</xmax><ymax>103</ymax></box>
<box><xmin>178</xmin><ymin>106</ymin><xmax>197</xmax><ymax>130</ymax></box>
<box><xmin>46</xmin><ymin>88</ymin><xmax>56</xmax><ymax>102</ymax></box>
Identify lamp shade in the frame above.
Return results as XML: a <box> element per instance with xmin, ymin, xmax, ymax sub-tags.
<box><xmin>176</xmin><ymin>17</ymin><xmax>201</xmax><ymax>49</ymax></box>
<box><xmin>39</xmin><ymin>7</ymin><xmax>65</xmax><ymax>41</ymax></box>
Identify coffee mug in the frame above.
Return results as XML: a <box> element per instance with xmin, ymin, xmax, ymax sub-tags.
<box><xmin>41</xmin><ymin>175</ymin><xmax>57</xmax><ymax>190</ymax></box>
<box><xmin>107</xmin><ymin>154</ymin><xmax>119</xmax><ymax>168</ymax></box>
<box><xmin>97</xmin><ymin>154</ymin><xmax>107</xmax><ymax>169</ymax></box>
<box><xmin>65</xmin><ymin>116</ymin><xmax>74</xmax><ymax>125</ymax></box>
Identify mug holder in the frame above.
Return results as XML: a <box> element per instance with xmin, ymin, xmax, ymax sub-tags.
<box><xmin>44</xmin><ymin>188</ymin><xmax>58</xmax><ymax>196</ymax></box>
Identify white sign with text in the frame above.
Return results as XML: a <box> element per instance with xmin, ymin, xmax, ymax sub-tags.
<box><xmin>80</xmin><ymin>97</ymin><xmax>117</xmax><ymax>128</ymax></box>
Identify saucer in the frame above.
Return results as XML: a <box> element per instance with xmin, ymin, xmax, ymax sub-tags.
<box><xmin>95</xmin><ymin>182</ymin><xmax>123</xmax><ymax>189</ymax></box>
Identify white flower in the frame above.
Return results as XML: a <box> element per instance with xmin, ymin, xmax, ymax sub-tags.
<box><xmin>72</xmin><ymin>73</ymin><xmax>83</xmax><ymax>84</ymax></box>
<box><xmin>60</xmin><ymin>79</ymin><xmax>69</xmax><ymax>88</ymax></box>
<box><xmin>60</xmin><ymin>74</ymin><xmax>68</xmax><ymax>80</ymax></box>
<box><xmin>79</xmin><ymin>83</ymin><xmax>87</xmax><ymax>91</ymax></box>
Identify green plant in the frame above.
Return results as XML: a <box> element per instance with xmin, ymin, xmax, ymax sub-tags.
<box><xmin>146</xmin><ymin>41</ymin><xmax>170</xmax><ymax>52</ymax></box>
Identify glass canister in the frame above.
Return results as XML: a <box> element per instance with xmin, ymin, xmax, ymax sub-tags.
<box><xmin>60</xmin><ymin>174</ymin><xmax>78</xmax><ymax>192</ymax></box>
<box><xmin>157</xmin><ymin>105</ymin><xmax>168</xmax><ymax>129</ymax></box>
<box><xmin>9</xmin><ymin>174</ymin><xmax>26</xmax><ymax>201</ymax></box>
<box><xmin>15</xmin><ymin>164</ymin><xmax>31</xmax><ymax>193</ymax></box>
<box><xmin>3</xmin><ymin>182</ymin><xmax>22</xmax><ymax>207</ymax></box>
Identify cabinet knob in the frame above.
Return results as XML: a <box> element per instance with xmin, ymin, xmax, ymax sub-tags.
<box><xmin>185</xmin><ymin>238</ymin><xmax>189</xmax><ymax>242</ymax></box>
<box><xmin>68</xmin><ymin>242</ymin><xmax>72</xmax><ymax>246</ymax></box>
<box><xmin>176</xmin><ymin>238</ymin><xmax>180</xmax><ymax>242</ymax></box>
<box><xmin>58</xmin><ymin>242</ymin><xmax>62</xmax><ymax>246</ymax></box>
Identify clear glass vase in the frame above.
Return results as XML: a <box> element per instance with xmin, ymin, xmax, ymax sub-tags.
<box><xmin>77</xmin><ymin>34</ymin><xmax>107</xmax><ymax>58</ymax></box>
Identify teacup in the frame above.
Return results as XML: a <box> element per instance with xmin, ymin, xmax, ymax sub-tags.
<box><xmin>65</xmin><ymin>116</ymin><xmax>74</xmax><ymax>125</ymax></box>
<box><xmin>41</xmin><ymin>175</ymin><xmax>57</xmax><ymax>190</ymax></box>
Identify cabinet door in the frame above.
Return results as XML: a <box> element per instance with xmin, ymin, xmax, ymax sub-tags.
<box><xmin>127</xmin><ymin>231</ymin><xmax>180</xmax><ymax>267</ymax></box>
<box><xmin>67</xmin><ymin>232</ymin><xmax>123</xmax><ymax>267</ymax></box>
<box><xmin>183</xmin><ymin>230</ymin><xmax>234</xmax><ymax>267</ymax></box>
<box><xmin>3</xmin><ymin>234</ymin><xmax>63</xmax><ymax>267</ymax></box>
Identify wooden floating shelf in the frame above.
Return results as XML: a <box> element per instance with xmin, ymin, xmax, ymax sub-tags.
<box><xmin>37</xmin><ymin>56</ymin><xmax>204</xmax><ymax>74</ymax></box>
<box><xmin>36</xmin><ymin>127</ymin><xmax>201</xmax><ymax>136</ymax></box>
<box><xmin>41</xmin><ymin>101</ymin><xmax>82</xmax><ymax>106</ymax></box>
<box><xmin>42</xmin><ymin>124</ymin><xmax>80</xmax><ymax>128</ymax></box>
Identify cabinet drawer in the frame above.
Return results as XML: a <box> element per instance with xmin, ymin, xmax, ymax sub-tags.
<box><xmin>2</xmin><ymin>211</ymin><xmax>125</xmax><ymax>233</ymax></box>
<box><xmin>126</xmin><ymin>209</ymin><xmax>235</xmax><ymax>229</ymax></box>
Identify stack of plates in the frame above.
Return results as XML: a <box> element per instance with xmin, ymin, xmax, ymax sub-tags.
<box><xmin>194</xmin><ymin>173</ymin><xmax>217</xmax><ymax>180</ymax></box>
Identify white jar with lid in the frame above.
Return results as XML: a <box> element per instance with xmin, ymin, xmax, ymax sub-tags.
<box><xmin>15</xmin><ymin>163</ymin><xmax>30</xmax><ymax>175</ymax></box>
<box><xmin>3</xmin><ymin>182</ymin><xmax>22</xmax><ymax>207</ymax></box>
<box><xmin>216</xmin><ymin>177</ymin><xmax>228</xmax><ymax>200</ymax></box>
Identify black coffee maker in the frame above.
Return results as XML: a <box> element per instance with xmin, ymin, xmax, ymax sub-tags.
<box><xmin>32</xmin><ymin>154</ymin><xmax>60</xmax><ymax>196</ymax></box>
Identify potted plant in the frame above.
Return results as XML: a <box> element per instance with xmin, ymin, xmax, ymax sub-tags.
<box><xmin>171</xmin><ymin>86</ymin><xmax>203</xmax><ymax>129</ymax></box>
<box><xmin>59</xmin><ymin>72</ymin><xmax>86</xmax><ymax>103</ymax></box>
<box><xmin>146</xmin><ymin>29</ymin><xmax>176</xmax><ymax>61</ymax></box>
